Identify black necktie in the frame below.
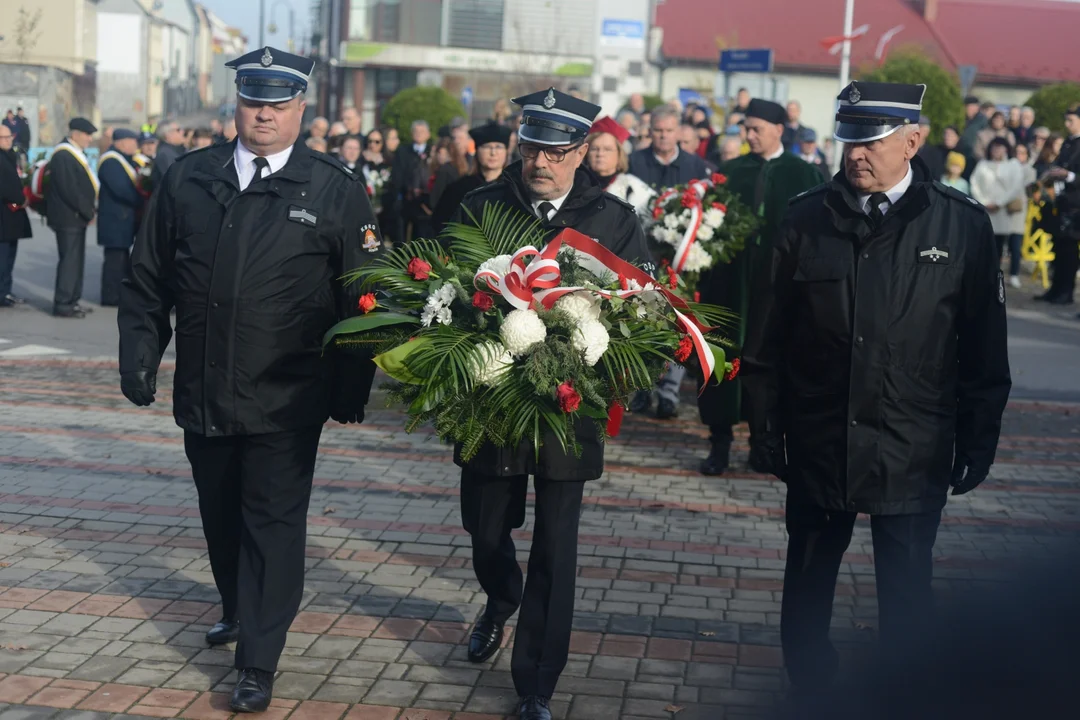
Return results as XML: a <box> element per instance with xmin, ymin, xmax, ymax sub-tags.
<box><xmin>252</xmin><ymin>156</ymin><xmax>270</xmax><ymax>182</ymax></box>
<box><xmin>868</xmin><ymin>192</ymin><xmax>889</xmax><ymax>227</ymax></box>
<box><xmin>537</xmin><ymin>201</ymin><xmax>555</xmax><ymax>221</ymax></box>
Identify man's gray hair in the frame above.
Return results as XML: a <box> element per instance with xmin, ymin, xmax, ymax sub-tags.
<box><xmin>650</xmin><ymin>104</ymin><xmax>681</xmax><ymax>125</ymax></box>
<box><xmin>411</xmin><ymin>119</ymin><xmax>429</xmax><ymax>132</ymax></box>
<box><xmin>1021</xmin><ymin>105</ymin><xmax>1034</xmax><ymax>114</ymax></box>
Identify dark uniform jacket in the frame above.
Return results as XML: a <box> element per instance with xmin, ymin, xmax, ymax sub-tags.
<box><xmin>389</xmin><ymin>142</ymin><xmax>430</xmax><ymax>223</ymax></box>
<box><xmin>450</xmin><ymin>161</ymin><xmax>654</xmax><ymax>481</ymax></box>
<box><xmin>431</xmin><ymin>173</ymin><xmax>487</xmax><ymax>235</ymax></box>
<box><xmin>45</xmin><ymin>141</ymin><xmax>97</xmax><ymax>230</ymax></box>
<box><xmin>118</xmin><ymin>139</ymin><xmax>384</xmax><ymax>437</ymax></box>
<box><xmin>1055</xmin><ymin>135</ymin><xmax>1080</xmax><ymax>238</ymax></box>
<box><xmin>628</xmin><ymin>147</ymin><xmax>709</xmax><ymax>189</ymax></box>
<box><xmin>96</xmin><ymin>148</ymin><xmax>143</xmax><ymax>250</ymax></box>
<box><xmin>742</xmin><ymin>157</ymin><xmax>1012</xmax><ymax>515</ymax></box>
<box><xmin>0</xmin><ymin>149</ymin><xmax>31</xmax><ymax>242</ymax></box>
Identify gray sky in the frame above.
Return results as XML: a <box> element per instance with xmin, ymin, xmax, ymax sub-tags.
<box><xmin>199</xmin><ymin>0</ymin><xmax>310</xmax><ymax>53</ymax></box>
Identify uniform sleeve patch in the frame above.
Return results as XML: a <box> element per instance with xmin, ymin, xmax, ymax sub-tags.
<box><xmin>997</xmin><ymin>270</ymin><xmax>1006</xmax><ymax>305</ymax></box>
<box><xmin>360</xmin><ymin>224</ymin><xmax>380</xmax><ymax>252</ymax></box>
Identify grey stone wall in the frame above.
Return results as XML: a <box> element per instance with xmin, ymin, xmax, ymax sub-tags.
<box><xmin>0</xmin><ymin>64</ymin><xmax>96</xmax><ymax>148</ymax></box>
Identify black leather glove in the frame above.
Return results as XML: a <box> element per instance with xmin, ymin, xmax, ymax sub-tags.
<box><xmin>121</xmin><ymin>370</ymin><xmax>156</xmax><ymax>407</ymax></box>
<box><xmin>329</xmin><ymin>404</ymin><xmax>365</xmax><ymax>425</ymax></box>
<box><xmin>328</xmin><ymin>355</ymin><xmax>375</xmax><ymax>425</ymax></box>
<box><xmin>749</xmin><ymin>433</ymin><xmax>787</xmax><ymax>479</ymax></box>
<box><xmin>950</xmin><ymin>455</ymin><xmax>989</xmax><ymax>495</ymax></box>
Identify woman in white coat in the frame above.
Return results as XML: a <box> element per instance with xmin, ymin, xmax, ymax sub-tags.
<box><xmin>971</xmin><ymin>137</ymin><xmax>1027</xmax><ymax>288</ymax></box>
<box><xmin>585</xmin><ymin>116</ymin><xmax>655</xmax><ymax>217</ymax></box>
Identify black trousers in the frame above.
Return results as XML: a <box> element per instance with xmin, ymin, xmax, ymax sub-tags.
<box><xmin>1048</xmin><ymin>230</ymin><xmax>1078</xmax><ymax>302</ymax></box>
<box><xmin>781</xmin><ymin>496</ymin><xmax>942</xmax><ymax>689</ymax></box>
<box><xmin>460</xmin><ymin>469</ymin><xmax>585</xmax><ymax>699</ymax></box>
<box><xmin>184</xmin><ymin>425</ymin><xmax>322</xmax><ymax>672</ymax></box>
<box><xmin>100</xmin><ymin>247</ymin><xmax>130</xmax><ymax>306</ymax></box>
<box><xmin>53</xmin><ymin>226</ymin><xmax>87</xmax><ymax>313</ymax></box>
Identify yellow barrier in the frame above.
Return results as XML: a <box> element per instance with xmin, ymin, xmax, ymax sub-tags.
<box><xmin>1021</xmin><ymin>201</ymin><xmax>1055</xmax><ymax>289</ymax></box>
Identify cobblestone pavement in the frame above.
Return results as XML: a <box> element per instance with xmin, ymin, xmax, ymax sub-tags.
<box><xmin>0</xmin><ymin>359</ymin><xmax>1078</xmax><ymax>720</ymax></box>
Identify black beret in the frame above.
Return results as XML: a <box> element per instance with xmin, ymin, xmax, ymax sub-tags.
<box><xmin>744</xmin><ymin>99</ymin><xmax>786</xmax><ymax>126</ymax></box>
<box><xmin>469</xmin><ymin>121</ymin><xmax>512</xmax><ymax>148</ymax></box>
<box><xmin>69</xmin><ymin>117</ymin><xmax>97</xmax><ymax>134</ymax></box>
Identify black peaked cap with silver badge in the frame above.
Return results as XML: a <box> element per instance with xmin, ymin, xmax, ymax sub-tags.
<box><xmin>511</xmin><ymin>87</ymin><xmax>601</xmax><ymax>146</ymax></box>
<box><xmin>834</xmin><ymin>81</ymin><xmax>926</xmax><ymax>143</ymax></box>
<box><xmin>225</xmin><ymin>46</ymin><xmax>315</xmax><ymax>103</ymax></box>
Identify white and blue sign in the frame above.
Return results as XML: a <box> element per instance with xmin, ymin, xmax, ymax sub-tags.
<box><xmin>600</xmin><ymin>18</ymin><xmax>646</xmax><ymax>48</ymax></box>
<box><xmin>460</xmin><ymin>86</ymin><xmax>473</xmax><ymax>107</ymax></box>
<box><xmin>679</xmin><ymin>89</ymin><xmax>709</xmax><ymax>110</ymax></box>
<box><xmin>719</xmin><ymin>48</ymin><xmax>775</xmax><ymax>73</ymax></box>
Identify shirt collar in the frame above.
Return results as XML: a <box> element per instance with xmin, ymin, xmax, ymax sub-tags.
<box><xmin>653</xmin><ymin>147</ymin><xmax>680</xmax><ymax>166</ymax></box>
<box><xmin>235</xmin><ymin>140</ymin><xmax>294</xmax><ymax>176</ymax></box>
<box><xmin>532</xmin><ymin>187</ymin><xmax>572</xmax><ymax>218</ymax></box>
<box><xmin>762</xmin><ymin>144</ymin><xmax>785</xmax><ymax>162</ymax></box>
<box><xmin>858</xmin><ymin>164</ymin><xmax>914</xmax><ymax>214</ymax></box>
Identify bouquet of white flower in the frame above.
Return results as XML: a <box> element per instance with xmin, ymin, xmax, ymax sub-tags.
<box><xmin>323</xmin><ymin>203</ymin><xmax>740</xmax><ymax>460</ymax></box>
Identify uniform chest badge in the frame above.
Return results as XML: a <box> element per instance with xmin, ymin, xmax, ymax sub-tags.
<box><xmin>361</xmin><ymin>224</ymin><xmax>380</xmax><ymax>252</ymax></box>
<box><xmin>917</xmin><ymin>245</ymin><xmax>950</xmax><ymax>264</ymax></box>
<box><xmin>287</xmin><ymin>206</ymin><xmax>318</xmax><ymax>227</ymax></box>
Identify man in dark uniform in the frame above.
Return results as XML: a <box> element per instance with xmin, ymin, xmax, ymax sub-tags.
<box><xmin>742</xmin><ymin>82</ymin><xmax>1011</xmax><ymax>706</ymax></box>
<box><xmin>96</xmin><ymin>129</ymin><xmax>143</xmax><ymax>306</ymax></box>
<box><xmin>46</xmin><ymin>117</ymin><xmax>99</xmax><ymax>318</ymax></box>
<box><xmin>698</xmin><ymin>99</ymin><xmax>822</xmax><ymax>475</ymax></box>
<box><xmin>117</xmin><ymin>47</ymin><xmax>382</xmax><ymax>713</ymax></box>
<box><xmin>431</xmin><ymin>120</ymin><xmax>511</xmax><ymax>233</ymax></box>
<box><xmin>1036</xmin><ymin>104</ymin><xmax>1080</xmax><ymax>306</ymax></box>
<box><xmin>451</xmin><ymin>88</ymin><xmax>652</xmax><ymax>720</ymax></box>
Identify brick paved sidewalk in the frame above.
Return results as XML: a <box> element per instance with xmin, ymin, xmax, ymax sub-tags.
<box><xmin>0</xmin><ymin>360</ymin><xmax>1078</xmax><ymax>720</ymax></box>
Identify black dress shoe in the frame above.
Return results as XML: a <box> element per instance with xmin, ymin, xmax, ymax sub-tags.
<box><xmin>655</xmin><ymin>397</ymin><xmax>678</xmax><ymax>419</ymax></box>
<box><xmin>467</xmin><ymin>614</ymin><xmax>504</xmax><ymax>663</ymax></box>
<box><xmin>230</xmin><ymin>668</ymin><xmax>274</xmax><ymax>713</ymax></box>
<box><xmin>518</xmin><ymin>695</ymin><xmax>552</xmax><ymax>720</ymax></box>
<box><xmin>700</xmin><ymin>442</ymin><xmax>731</xmax><ymax>476</ymax></box>
<box><xmin>53</xmin><ymin>309</ymin><xmax>86</xmax><ymax>318</ymax></box>
<box><xmin>4</xmin><ymin>294</ymin><xmax>24</xmax><ymax>305</ymax></box>
<box><xmin>206</xmin><ymin>618</ymin><xmax>240</xmax><ymax>645</ymax></box>
<box><xmin>1048</xmin><ymin>295</ymin><xmax>1075</xmax><ymax>305</ymax></box>
<box><xmin>629</xmin><ymin>390</ymin><xmax>652</xmax><ymax>414</ymax></box>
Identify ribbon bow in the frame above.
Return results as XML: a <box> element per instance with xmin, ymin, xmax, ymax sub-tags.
<box><xmin>473</xmin><ymin>243</ymin><xmax>562</xmax><ymax>311</ymax></box>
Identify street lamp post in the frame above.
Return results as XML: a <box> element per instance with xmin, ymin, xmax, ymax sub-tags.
<box><xmin>267</xmin><ymin>0</ymin><xmax>297</xmax><ymax>53</ymax></box>
<box><xmin>832</xmin><ymin>0</ymin><xmax>855</xmax><ymax>174</ymax></box>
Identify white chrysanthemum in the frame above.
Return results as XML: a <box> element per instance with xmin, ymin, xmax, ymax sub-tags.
<box><xmin>680</xmin><ymin>208</ymin><xmax>692</xmax><ymax>220</ymax></box>
<box><xmin>683</xmin><ymin>243</ymin><xmax>713</xmax><ymax>273</ymax></box>
<box><xmin>473</xmin><ymin>342</ymin><xmax>513</xmax><ymax>385</ymax></box>
<box><xmin>652</xmin><ymin>225</ymin><xmax>668</xmax><ymax>241</ymax></box>
<box><xmin>572</xmin><ymin>320</ymin><xmax>610</xmax><ymax>367</ymax></box>
<box><xmin>478</xmin><ymin>254</ymin><xmax>513</xmax><ymax>279</ymax></box>
<box><xmin>433</xmin><ymin>283</ymin><xmax>456</xmax><ymax>306</ymax></box>
<box><xmin>696</xmin><ymin>223</ymin><xmax>715</xmax><ymax>241</ymax></box>
<box><xmin>500</xmin><ymin>309</ymin><xmax>547</xmax><ymax>356</ymax></box>
<box><xmin>420</xmin><ymin>305</ymin><xmax>436</xmax><ymax>327</ymax></box>
<box><xmin>555</xmin><ymin>293</ymin><xmax>601</xmax><ymax>323</ymax></box>
<box><xmin>704</xmin><ymin>208</ymin><xmax>726</xmax><ymax>228</ymax></box>
<box><xmin>435</xmin><ymin>306</ymin><xmax>452</xmax><ymax>325</ymax></box>
<box><xmin>663</xmin><ymin>213</ymin><xmax>681</xmax><ymax>229</ymax></box>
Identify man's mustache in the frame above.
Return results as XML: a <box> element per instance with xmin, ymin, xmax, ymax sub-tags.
<box><xmin>529</xmin><ymin>169</ymin><xmax>555</xmax><ymax>180</ymax></box>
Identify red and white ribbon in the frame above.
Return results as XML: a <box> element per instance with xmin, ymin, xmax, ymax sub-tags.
<box><xmin>474</xmin><ymin>229</ymin><xmax>718</xmax><ymax>387</ymax></box>
<box><xmin>654</xmin><ymin>177</ymin><xmax>713</xmax><ymax>274</ymax></box>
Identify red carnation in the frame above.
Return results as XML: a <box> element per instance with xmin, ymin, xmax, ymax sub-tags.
<box><xmin>652</xmin><ymin>206</ymin><xmax>664</xmax><ymax>220</ymax></box>
<box><xmin>724</xmin><ymin>358</ymin><xmax>741</xmax><ymax>381</ymax></box>
<box><xmin>693</xmin><ymin>291</ymin><xmax>701</xmax><ymax>303</ymax></box>
<box><xmin>712</xmin><ymin>173</ymin><xmax>727</xmax><ymax>185</ymax></box>
<box><xmin>619</xmin><ymin>275</ymin><xmax>630</xmax><ymax>291</ymax></box>
<box><xmin>407</xmin><ymin>257</ymin><xmax>432</xmax><ymax>281</ymax></box>
<box><xmin>472</xmin><ymin>291</ymin><xmax>494</xmax><ymax>311</ymax></box>
<box><xmin>667</xmin><ymin>266</ymin><xmax>678</xmax><ymax>290</ymax></box>
<box><xmin>711</xmin><ymin>202</ymin><xmax>727</xmax><ymax>213</ymax></box>
<box><xmin>674</xmin><ymin>335</ymin><xmax>694</xmax><ymax>363</ymax></box>
<box><xmin>681</xmin><ymin>189</ymin><xmax>698</xmax><ymax>208</ymax></box>
<box><xmin>556</xmin><ymin>382</ymin><xmax>581</xmax><ymax>413</ymax></box>
<box><xmin>357</xmin><ymin>293</ymin><xmax>377</xmax><ymax>314</ymax></box>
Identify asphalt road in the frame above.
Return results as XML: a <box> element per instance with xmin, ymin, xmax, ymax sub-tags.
<box><xmin>3</xmin><ymin>224</ymin><xmax>1080</xmax><ymax>403</ymax></box>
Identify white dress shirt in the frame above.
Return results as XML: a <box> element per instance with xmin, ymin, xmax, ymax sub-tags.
<box><xmin>763</xmin><ymin>145</ymin><xmax>785</xmax><ymax>162</ymax></box>
<box><xmin>653</xmin><ymin>148</ymin><xmax>680</xmax><ymax>167</ymax></box>
<box><xmin>858</xmin><ymin>165</ymin><xmax>914</xmax><ymax>216</ymax></box>
<box><xmin>532</xmin><ymin>189</ymin><xmax>572</xmax><ymax>221</ymax></box>
<box><xmin>234</xmin><ymin>141</ymin><xmax>294</xmax><ymax>191</ymax></box>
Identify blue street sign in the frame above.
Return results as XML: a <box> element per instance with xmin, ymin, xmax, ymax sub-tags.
<box><xmin>719</xmin><ymin>49</ymin><xmax>775</xmax><ymax>73</ymax></box>
<box><xmin>460</xmin><ymin>86</ymin><xmax>473</xmax><ymax>107</ymax></box>
<box><xmin>601</xmin><ymin>19</ymin><xmax>645</xmax><ymax>40</ymax></box>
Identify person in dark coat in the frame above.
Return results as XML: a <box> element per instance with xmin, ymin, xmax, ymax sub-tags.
<box><xmin>1035</xmin><ymin>104</ymin><xmax>1080</xmax><ymax>306</ymax></box>
<box><xmin>0</xmin><ymin>123</ymin><xmax>31</xmax><ymax>307</ymax></box>
<box><xmin>150</xmin><ymin>120</ymin><xmax>187</xmax><ymax>187</ymax></box>
<box><xmin>627</xmin><ymin>104</ymin><xmax>709</xmax><ymax>188</ymax></box>
<box><xmin>388</xmin><ymin>119</ymin><xmax>432</xmax><ymax>242</ymax></box>
<box><xmin>742</xmin><ymin>82</ymin><xmax>1011</xmax><ymax>705</ymax></box>
<box><xmin>450</xmin><ymin>88</ymin><xmax>652</xmax><ymax>720</ymax></box>
<box><xmin>697</xmin><ymin>99</ymin><xmax>822</xmax><ymax>475</ymax></box>
<box><xmin>96</xmin><ymin>129</ymin><xmax>144</xmax><ymax>306</ymax></box>
<box><xmin>46</xmin><ymin>117</ymin><xmax>99</xmax><ymax>318</ymax></box>
<box><xmin>915</xmin><ymin>115</ymin><xmax>945</xmax><ymax>181</ymax></box>
<box><xmin>431</xmin><ymin>121</ymin><xmax>511</xmax><ymax>234</ymax></box>
<box><xmin>117</xmin><ymin>47</ymin><xmax>383</xmax><ymax>713</ymax></box>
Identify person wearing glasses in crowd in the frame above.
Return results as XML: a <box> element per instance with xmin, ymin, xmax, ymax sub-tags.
<box><xmin>449</xmin><ymin>87</ymin><xmax>652</xmax><ymax>720</ymax></box>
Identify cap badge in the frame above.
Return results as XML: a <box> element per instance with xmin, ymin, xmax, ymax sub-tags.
<box><xmin>543</xmin><ymin>89</ymin><xmax>556</xmax><ymax>110</ymax></box>
<box><xmin>848</xmin><ymin>86</ymin><xmax>861</xmax><ymax>104</ymax></box>
<box><xmin>261</xmin><ymin>48</ymin><xmax>273</xmax><ymax>67</ymax></box>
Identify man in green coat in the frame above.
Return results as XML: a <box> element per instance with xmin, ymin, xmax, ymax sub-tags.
<box><xmin>698</xmin><ymin>99</ymin><xmax>824</xmax><ymax>475</ymax></box>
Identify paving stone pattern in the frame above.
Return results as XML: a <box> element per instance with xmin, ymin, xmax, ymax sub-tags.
<box><xmin>0</xmin><ymin>359</ymin><xmax>1078</xmax><ymax>719</ymax></box>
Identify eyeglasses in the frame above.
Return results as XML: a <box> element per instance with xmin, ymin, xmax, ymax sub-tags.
<box><xmin>368</xmin><ymin>139</ymin><xmax>382</xmax><ymax>146</ymax></box>
<box><xmin>519</xmin><ymin>143</ymin><xmax>583</xmax><ymax>163</ymax></box>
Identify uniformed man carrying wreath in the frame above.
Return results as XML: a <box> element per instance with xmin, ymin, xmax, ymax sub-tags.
<box><xmin>742</xmin><ymin>82</ymin><xmax>1011</xmax><ymax>706</ymax></box>
<box><xmin>451</xmin><ymin>88</ymin><xmax>653</xmax><ymax>720</ymax></box>
<box><xmin>117</xmin><ymin>47</ymin><xmax>383</xmax><ymax>712</ymax></box>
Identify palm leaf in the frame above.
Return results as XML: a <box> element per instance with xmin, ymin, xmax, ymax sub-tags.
<box><xmin>445</xmin><ymin>202</ymin><xmax>547</xmax><ymax>265</ymax></box>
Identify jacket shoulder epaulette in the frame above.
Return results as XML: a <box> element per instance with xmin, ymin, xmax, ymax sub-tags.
<box><xmin>789</xmin><ymin>183</ymin><xmax>829</xmax><ymax>206</ymax></box>
<box><xmin>931</xmin><ymin>181</ymin><xmax>988</xmax><ymax>215</ymax></box>
<box><xmin>311</xmin><ymin>151</ymin><xmax>360</xmax><ymax>180</ymax></box>
<box><xmin>601</xmin><ymin>191</ymin><xmax>638</xmax><ymax>215</ymax></box>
